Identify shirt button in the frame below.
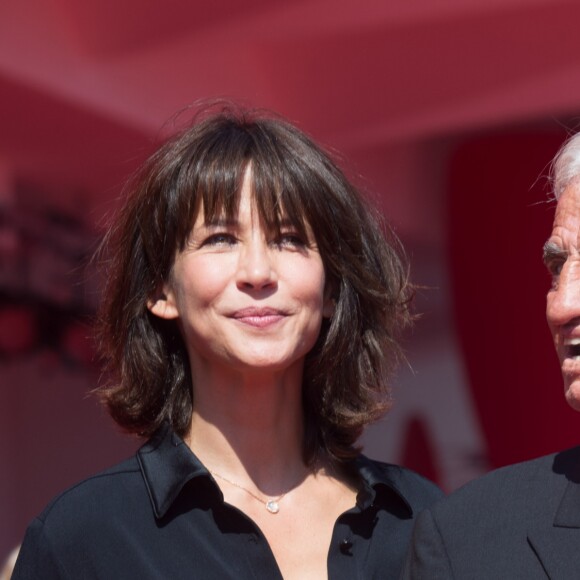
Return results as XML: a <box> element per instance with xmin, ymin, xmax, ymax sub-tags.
<box><xmin>339</xmin><ymin>539</ymin><xmax>353</xmax><ymax>555</ymax></box>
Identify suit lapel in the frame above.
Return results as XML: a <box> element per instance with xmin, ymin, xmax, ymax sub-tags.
<box><xmin>528</xmin><ymin>479</ymin><xmax>580</xmax><ymax>579</ymax></box>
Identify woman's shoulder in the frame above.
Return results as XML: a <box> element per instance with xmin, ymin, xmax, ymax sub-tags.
<box><xmin>353</xmin><ymin>455</ymin><xmax>444</xmax><ymax>512</ymax></box>
<box><xmin>14</xmin><ymin>455</ymin><xmax>151</xmax><ymax>578</ymax></box>
<box><xmin>37</xmin><ymin>455</ymin><xmax>143</xmax><ymax>527</ymax></box>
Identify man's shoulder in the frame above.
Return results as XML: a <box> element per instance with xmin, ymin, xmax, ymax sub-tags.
<box><xmin>453</xmin><ymin>445</ymin><xmax>579</xmax><ymax>493</ymax></box>
<box><xmin>430</xmin><ymin>445</ymin><xmax>580</xmax><ymax>523</ymax></box>
<box><xmin>402</xmin><ymin>448</ymin><xmax>580</xmax><ymax>578</ymax></box>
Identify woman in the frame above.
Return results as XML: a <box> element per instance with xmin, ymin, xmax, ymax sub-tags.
<box><xmin>13</xmin><ymin>105</ymin><xmax>442</xmax><ymax>579</ymax></box>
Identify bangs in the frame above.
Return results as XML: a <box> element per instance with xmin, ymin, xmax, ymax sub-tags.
<box><xmin>172</xmin><ymin>120</ymin><xmax>318</xmax><ymax>249</ymax></box>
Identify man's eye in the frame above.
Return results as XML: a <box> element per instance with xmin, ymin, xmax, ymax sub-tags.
<box><xmin>547</xmin><ymin>259</ymin><xmax>564</xmax><ymax>277</ymax></box>
<box><xmin>546</xmin><ymin>259</ymin><xmax>564</xmax><ymax>289</ymax></box>
<box><xmin>202</xmin><ymin>233</ymin><xmax>237</xmax><ymax>247</ymax></box>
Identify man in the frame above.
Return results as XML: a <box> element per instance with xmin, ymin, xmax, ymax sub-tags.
<box><xmin>402</xmin><ymin>134</ymin><xmax>580</xmax><ymax>579</ymax></box>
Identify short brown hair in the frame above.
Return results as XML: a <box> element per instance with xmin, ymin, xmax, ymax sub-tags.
<box><xmin>96</xmin><ymin>104</ymin><xmax>413</xmax><ymax>464</ymax></box>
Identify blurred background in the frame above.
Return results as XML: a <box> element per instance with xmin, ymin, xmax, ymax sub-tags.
<box><xmin>2</xmin><ymin>0</ymin><xmax>580</xmax><ymax>561</ymax></box>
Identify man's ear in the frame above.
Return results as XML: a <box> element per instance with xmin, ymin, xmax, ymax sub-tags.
<box><xmin>147</xmin><ymin>285</ymin><xmax>179</xmax><ymax>320</ymax></box>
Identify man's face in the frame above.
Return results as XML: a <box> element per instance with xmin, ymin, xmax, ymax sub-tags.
<box><xmin>545</xmin><ymin>181</ymin><xmax>580</xmax><ymax>411</ymax></box>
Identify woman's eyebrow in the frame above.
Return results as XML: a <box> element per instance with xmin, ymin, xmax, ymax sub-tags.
<box><xmin>278</xmin><ymin>217</ymin><xmax>298</xmax><ymax>227</ymax></box>
<box><xmin>200</xmin><ymin>217</ymin><xmax>238</xmax><ymax>228</ymax></box>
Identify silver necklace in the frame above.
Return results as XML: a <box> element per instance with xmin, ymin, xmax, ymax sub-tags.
<box><xmin>209</xmin><ymin>470</ymin><xmax>288</xmax><ymax>514</ymax></box>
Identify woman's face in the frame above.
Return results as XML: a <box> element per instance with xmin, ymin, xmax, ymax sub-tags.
<box><xmin>149</xmin><ymin>167</ymin><xmax>333</xmax><ymax>377</ymax></box>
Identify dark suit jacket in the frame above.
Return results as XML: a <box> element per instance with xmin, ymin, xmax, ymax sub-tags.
<box><xmin>401</xmin><ymin>446</ymin><xmax>580</xmax><ymax>579</ymax></box>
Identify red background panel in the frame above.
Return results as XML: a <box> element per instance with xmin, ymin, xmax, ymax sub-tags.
<box><xmin>449</xmin><ymin>131</ymin><xmax>578</xmax><ymax>469</ymax></box>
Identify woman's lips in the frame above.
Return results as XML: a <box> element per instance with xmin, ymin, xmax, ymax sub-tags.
<box><xmin>231</xmin><ymin>307</ymin><xmax>286</xmax><ymax>328</ymax></box>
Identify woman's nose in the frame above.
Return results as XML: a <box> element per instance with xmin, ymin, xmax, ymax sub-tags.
<box><xmin>547</xmin><ymin>264</ymin><xmax>580</xmax><ymax>328</ymax></box>
<box><xmin>235</xmin><ymin>238</ymin><xmax>277</xmax><ymax>290</ymax></box>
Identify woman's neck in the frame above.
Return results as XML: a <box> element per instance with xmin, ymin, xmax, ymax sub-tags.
<box><xmin>184</xmin><ymin>360</ymin><xmax>307</xmax><ymax>488</ymax></box>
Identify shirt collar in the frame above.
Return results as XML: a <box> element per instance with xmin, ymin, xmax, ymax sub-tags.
<box><xmin>137</xmin><ymin>422</ymin><xmax>212</xmax><ymax>519</ymax></box>
<box><xmin>351</xmin><ymin>454</ymin><xmax>414</xmax><ymax>516</ymax></box>
<box><xmin>138</xmin><ymin>423</ymin><xmax>413</xmax><ymax>519</ymax></box>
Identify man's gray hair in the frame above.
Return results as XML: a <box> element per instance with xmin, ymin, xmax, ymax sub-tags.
<box><xmin>553</xmin><ymin>132</ymin><xmax>580</xmax><ymax>200</ymax></box>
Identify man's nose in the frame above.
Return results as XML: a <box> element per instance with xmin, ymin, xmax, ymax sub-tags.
<box><xmin>547</xmin><ymin>264</ymin><xmax>580</xmax><ymax>327</ymax></box>
<box><xmin>235</xmin><ymin>238</ymin><xmax>278</xmax><ymax>290</ymax></box>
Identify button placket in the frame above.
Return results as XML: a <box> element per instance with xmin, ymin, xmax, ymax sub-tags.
<box><xmin>339</xmin><ymin>538</ymin><xmax>353</xmax><ymax>555</ymax></box>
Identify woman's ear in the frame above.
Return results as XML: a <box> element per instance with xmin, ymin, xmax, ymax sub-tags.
<box><xmin>322</xmin><ymin>298</ymin><xmax>335</xmax><ymax>319</ymax></box>
<box><xmin>147</xmin><ymin>285</ymin><xmax>179</xmax><ymax>320</ymax></box>
<box><xmin>322</xmin><ymin>291</ymin><xmax>336</xmax><ymax>319</ymax></box>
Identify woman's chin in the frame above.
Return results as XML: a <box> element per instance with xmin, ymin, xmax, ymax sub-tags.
<box><xmin>221</xmin><ymin>350</ymin><xmax>301</xmax><ymax>374</ymax></box>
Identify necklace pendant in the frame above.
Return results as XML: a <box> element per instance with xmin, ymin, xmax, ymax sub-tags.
<box><xmin>266</xmin><ymin>500</ymin><xmax>280</xmax><ymax>514</ymax></box>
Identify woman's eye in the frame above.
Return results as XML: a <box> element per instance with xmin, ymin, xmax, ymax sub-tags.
<box><xmin>276</xmin><ymin>233</ymin><xmax>306</xmax><ymax>248</ymax></box>
<box><xmin>202</xmin><ymin>233</ymin><xmax>237</xmax><ymax>247</ymax></box>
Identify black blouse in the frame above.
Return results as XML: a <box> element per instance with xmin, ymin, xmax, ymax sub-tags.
<box><xmin>13</xmin><ymin>424</ymin><xmax>442</xmax><ymax>579</ymax></box>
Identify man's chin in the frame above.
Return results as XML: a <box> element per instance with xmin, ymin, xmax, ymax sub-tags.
<box><xmin>564</xmin><ymin>380</ymin><xmax>580</xmax><ymax>412</ymax></box>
